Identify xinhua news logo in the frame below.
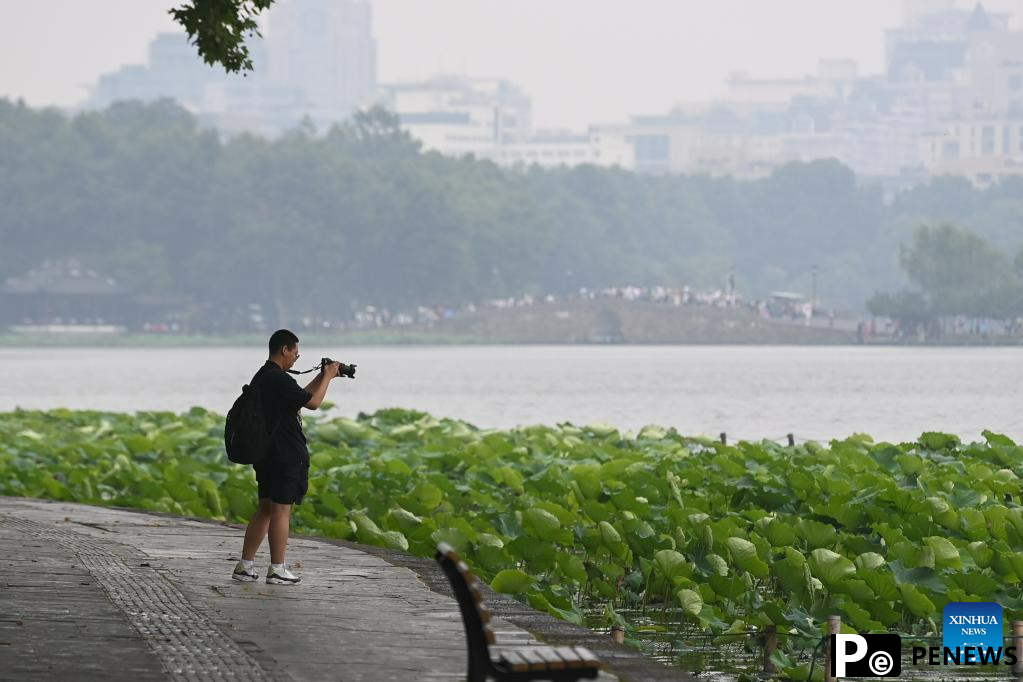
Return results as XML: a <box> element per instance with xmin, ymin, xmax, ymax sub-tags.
<box><xmin>943</xmin><ymin>601</ymin><xmax>1003</xmax><ymax>664</ymax></box>
<box><xmin>830</xmin><ymin>634</ymin><xmax>901</xmax><ymax>678</ymax></box>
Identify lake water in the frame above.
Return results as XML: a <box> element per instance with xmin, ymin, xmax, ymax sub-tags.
<box><xmin>1</xmin><ymin>345</ymin><xmax>1021</xmax><ymax>443</ymax></box>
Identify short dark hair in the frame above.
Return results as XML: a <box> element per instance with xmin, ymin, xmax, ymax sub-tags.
<box><xmin>269</xmin><ymin>329</ymin><xmax>299</xmax><ymax>356</ymax></box>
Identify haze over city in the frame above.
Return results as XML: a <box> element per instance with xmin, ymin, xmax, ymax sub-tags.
<box><xmin>1</xmin><ymin>0</ymin><xmax>1022</xmax><ymax>342</ymax></box>
<box><xmin>0</xmin><ymin>0</ymin><xmax>920</xmax><ymax>129</ymax></box>
<box><xmin>3</xmin><ymin>8</ymin><xmax>1023</xmax><ymax>676</ymax></box>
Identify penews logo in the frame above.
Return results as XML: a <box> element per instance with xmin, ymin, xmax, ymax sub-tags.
<box><xmin>943</xmin><ymin>602</ymin><xmax>1004</xmax><ymax>664</ymax></box>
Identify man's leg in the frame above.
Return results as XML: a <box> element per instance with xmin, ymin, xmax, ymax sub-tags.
<box><xmin>241</xmin><ymin>498</ymin><xmax>272</xmax><ymax>561</ymax></box>
<box><xmin>268</xmin><ymin>502</ymin><xmax>293</xmax><ymax>565</ymax></box>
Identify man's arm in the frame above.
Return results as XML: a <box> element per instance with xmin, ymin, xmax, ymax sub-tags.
<box><xmin>304</xmin><ymin>362</ymin><xmax>340</xmax><ymax>410</ymax></box>
<box><xmin>304</xmin><ymin>373</ymin><xmax>326</xmax><ymax>397</ymax></box>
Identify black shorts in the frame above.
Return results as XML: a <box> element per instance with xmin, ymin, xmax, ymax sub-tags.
<box><xmin>254</xmin><ymin>458</ymin><xmax>309</xmax><ymax>505</ymax></box>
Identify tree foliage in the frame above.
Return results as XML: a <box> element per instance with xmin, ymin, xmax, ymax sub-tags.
<box><xmin>899</xmin><ymin>223</ymin><xmax>1011</xmax><ymax>300</ymax></box>
<box><xmin>169</xmin><ymin>0</ymin><xmax>275</xmax><ymax>73</ymax></box>
<box><xmin>869</xmin><ymin>223</ymin><xmax>1023</xmax><ymax>327</ymax></box>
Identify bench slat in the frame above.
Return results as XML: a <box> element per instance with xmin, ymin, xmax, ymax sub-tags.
<box><xmin>516</xmin><ymin>647</ymin><xmax>550</xmax><ymax>671</ymax></box>
<box><xmin>532</xmin><ymin>646</ymin><xmax>566</xmax><ymax>670</ymax></box>
<box><xmin>572</xmin><ymin>646</ymin><xmax>601</xmax><ymax>665</ymax></box>
<box><xmin>497</xmin><ymin>650</ymin><xmax>531</xmax><ymax>673</ymax></box>
<box><xmin>553</xmin><ymin>646</ymin><xmax>585</xmax><ymax>669</ymax></box>
<box><xmin>483</xmin><ymin>625</ymin><xmax>497</xmax><ymax>645</ymax></box>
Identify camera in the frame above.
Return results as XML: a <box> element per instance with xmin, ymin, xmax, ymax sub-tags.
<box><xmin>321</xmin><ymin>357</ymin><xmax>356</xmax><ymax>379</ymax></box>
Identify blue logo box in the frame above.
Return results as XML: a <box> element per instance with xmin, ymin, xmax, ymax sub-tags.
<box><xmin>943</xmin><ymin>601</ymin><xmax>1004</xmax><ymax>663</ymax></box>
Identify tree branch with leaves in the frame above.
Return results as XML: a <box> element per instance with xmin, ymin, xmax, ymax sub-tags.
<box><xmin>169</xmin><ymin>0</ymin><xmax>276</xmax><ymax>73</ymax></box>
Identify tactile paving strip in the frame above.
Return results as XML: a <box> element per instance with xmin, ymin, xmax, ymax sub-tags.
<box><xmin>3</xmin><ymin>514</ymin><xmax>274</xmax><ymax>681</ymax></box>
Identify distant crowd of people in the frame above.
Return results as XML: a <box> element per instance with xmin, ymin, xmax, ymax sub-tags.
<box><xmin>14</xmin><ymin>288</ymin><xmax>1023</xmax><ymax>344</ymax></box>
<box><xmin>290</xmin><ymin>284</ymin><xmax>838</xmax><ymax>334</ymax></box>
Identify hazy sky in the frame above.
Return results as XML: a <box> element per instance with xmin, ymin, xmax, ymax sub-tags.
<box><xmin>0</xmin><ymin>1</ymin><xmax>913</xmax><ymax>129</ymax></box>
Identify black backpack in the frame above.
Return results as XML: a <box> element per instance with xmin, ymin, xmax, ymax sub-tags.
<box><xmin>224</xmin><ymin>366</ymin><xmax>277</xmax><ymax>465</ymax></box>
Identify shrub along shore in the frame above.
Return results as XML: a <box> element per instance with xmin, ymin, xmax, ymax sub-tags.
<box><xmin>2</xmin><ymin>408</ymin><xmax>1021</xmax><ymax>680</ymax></box>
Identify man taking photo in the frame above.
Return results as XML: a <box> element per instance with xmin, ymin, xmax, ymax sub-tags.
<box><xmin>232</xmin><ymin>329</ymin><xmax>340</xmax><ymax>585</ymax></box>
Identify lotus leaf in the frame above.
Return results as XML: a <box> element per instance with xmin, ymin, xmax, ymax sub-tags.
<box><xmin>854</xmin><ymin>552</ymin><xmax>885</xmax><ymax>571</ymax></box>
<box><xmin>919</xmin><ymin>432</ymin><xmax>960</xmax><ymax>451</ymax></box>
<box><xmin>676</xmin><ymin>588</ymin><xmax>703</xmax><ymax>617</ymax></box>
<box><xmin>388</xmin><ymin>506</ymin><xmax>423</xmax><ymax>530</ymax></box>
<box><xmin>598</xmin><ymin>521</ymin><xmax>622</xmax><ymax>547</ymax></box>
<box><xmin>968</xmin><ymin>541</ymin><xmax>994</xmax><ymax>568</ymax></box>
<box><xmin>475</xmin><ymin>545</ymin><xmax>513</xmax><ymax>573</ymax></box>
<box><xmin>949</xmin><ymin>571</ymin><xmax>999</xmax><ymax>597</ymax></box>
<box><xmin>707</xmin><ymin>574</ymin><xmax>747</xmax><ymax>601</ymax></box>
<box><xmin>757</xmin><ymin>516</ymin><xmax>797</xmax><ymax>547</ymax></box>
<box><xmin>506</xmin><ymin>536</ymin><xmax>556</xmax><ymax>569</ymax></box>
<box><xmin>431</xmin><ymin>527</ymin><xmax>470</xmax><ymax>554</ymax></box>
<box><xmin>834</xmin><ymin>597</ymin><xmax>884</xmax><ymax>632</ymax></box>
<box><xmin>592</xmin><ymin>578</ymin><xmax>617</xmax><ymax>599</ymax></box>
<box><xmin>959</xmin><ymin>508</ymin><xmax>988</xmax><ymax>541</ymax></box>
<box><xmin>860</xmin><ymin>570</ymin><xmax>899</xmax><ymax>602</ymax></box>
<box><xmin>475</xmin><ymin>532</ymin><xmax>504</xmax><ymax>548</ymax></box>
<box><xmin>724</xmin><ymin>537</ymin><xmax>769</xmax><ymax>578</ymax></box>
<box><xmin>522</xmin><ymin>508</ymin><xmax>561</xmax><ymax>540</ymax></box>
<box><xmin>796</xmin><ymin>519</ymin><xmax>837</xmax><ymax>548</ymax></box>
<box><xmin>491</xmin><ymin>568</ymin><xmax>535</xmax><ymax>594</ymax></box>
<box><xmin>808</xmin><ymin>549</ymin><xmax>856</xmax><ymax>588</ymax></box>
<box><xmin>696</xmin><ymin>552</ymin><xmax>729</xmax><ymax>577</ymax></box>
<box><xmin>399</xmin><ymin>482</ymin><xmax>444</xmax><ymax>514</ymax></box>
<box><xmin>982</xmin><ymin>430</ymin><xmax>1016</xmax><ymax>447</ymax></box>
<box><xmin>898</xmin><ymin>583</ymin><xmax>936</xmax><ymax>617</ymax></box>
<box><xmin>557</xmin><ymin>553</ymin><xmax>587</xmax><ymax>583</ymax></box>
<box><xmin>653</xmin><ymin>550</ymin><xmax>689</xmax><ymax>580</ymax></box>
<box><xmin>923</xmin><ymin>536</ymin><xmax>962</xmax><ymax>569</ymax></box>
<box><xmin>584</xmin><ymin>423</ymin><xmax>617</xmax><ymax>439</ymax></box>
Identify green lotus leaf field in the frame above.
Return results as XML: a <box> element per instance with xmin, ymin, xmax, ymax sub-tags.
<box><xmin>2</xmin><ymin>407</ymin><xmax>1021</xmax><ymax>679</ymax></box>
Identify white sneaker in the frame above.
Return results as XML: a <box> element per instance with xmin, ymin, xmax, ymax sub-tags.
<box><xmin>232</xmin><ymin>561</ymin><xmax>258</xmax><ymax>582</ymax></box>
<box><xmin>266</xmin><ymin>564</ymin><xmax>301</xmax><ymax>585</ymax></box>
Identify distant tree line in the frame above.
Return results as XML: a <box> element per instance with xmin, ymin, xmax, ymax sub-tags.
<box><xmin>2</xmin><ymin>98</ymin><xmax>1022</xmax><ymax>327</ymax></box>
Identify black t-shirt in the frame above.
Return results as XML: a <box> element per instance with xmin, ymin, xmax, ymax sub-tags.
<box><xmin>258</xmin><ymin>361</ymin><xmax>313</xmax><ymax>466</ymax></box>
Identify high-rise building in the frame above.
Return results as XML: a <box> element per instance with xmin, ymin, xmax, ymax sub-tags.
<box><xmin>89</xmin><ymin>33</ymin><xmax>227</xmax><ymax>111</ymax></box>
<box><xmin>969</xmin><ymin>0</ymin><xmax>1023</xmax><ymax>28</ymax></box>
<box><xmin>378</xmin><ymin>77</ymin><xmax>631</xmax><ymax>170</ymax></box>
<box><xmin>886</xmin><ymin>3</ymin><xmax>1010</xmax><ymax>82</ymax></box>
<box><xmin>904</xmin><ymin>1</ymin><xmax>1023</xmax><ymax>29</ymax></box>
<box><xmin>86</xmin><ymin>0</ymin><xmax>376</xmax><ymax>136</ymax></box>
<box><xmin>902</xmin><ymin>0</ymin><xmax>957</xmax><ymax>27</ymax></box>
<box><xmin>379</xmin><ymin>76</ymin><xmax>532</xmax><ymax>156</ymax></box>
<box><xmin>268</xmin><ymin>0</ymin><xmax>377</xmax><ymax>127</ymax></box>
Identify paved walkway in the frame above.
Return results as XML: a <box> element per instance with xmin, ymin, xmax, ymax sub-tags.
<box><xmin>0</xmin><ymin>498</ymin><xmax>690</xmax><ymax>681</ymax></box>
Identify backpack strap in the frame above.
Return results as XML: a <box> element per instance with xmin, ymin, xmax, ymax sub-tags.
<box><xmin>252</xmin><ymin>363</ymin><xmax>285</xmax><ymax>443</ymax></box>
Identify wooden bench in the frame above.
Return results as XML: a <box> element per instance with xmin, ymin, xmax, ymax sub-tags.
<box><xmin>435</xmin><ymin>543</ymin><xmax>602</xmax><ymax>682</ymax></box>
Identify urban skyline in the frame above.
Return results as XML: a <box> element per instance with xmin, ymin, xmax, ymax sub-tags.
<box><xmin>2</xmin><ymin>0</ymin><xmax>1022</xmax><ymax>188</ymax></box>
<box><xmin>0</xmin><ymin>0</ymin><xmax>916</xmax><ymax>129</ymax></box>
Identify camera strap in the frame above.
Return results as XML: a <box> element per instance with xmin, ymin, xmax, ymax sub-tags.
<box><xmin>286</xmin><ymin>367</ymin><xmax>320</xmax><ymax>375</ymax></box>
<box><xmin>286</xmin><ymin>364</ymin><xmax>323</xmax><ymax>376</ymax></box>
